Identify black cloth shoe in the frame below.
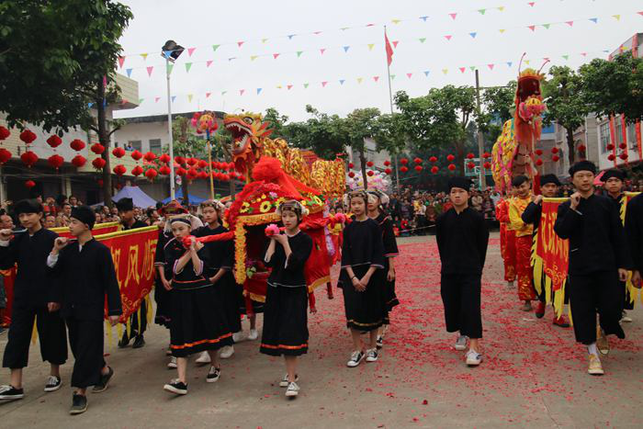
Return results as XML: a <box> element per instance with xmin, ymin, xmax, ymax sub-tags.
<box><xmin>44</xmin><ymin>376</ymin><xmax>62</xmax><ymax>392</ymax></box>
<box><xmin>70</xmin><ymin>394</ymin><xmax>88</xmax><ymax>415</ymax></box>
<box><xmin>163</xmin><ymin>379</ymin><xmax>188</xmax><ymax>395</ymax></box>
<box><xmin>92</xmin><ymin>366</ymin><xmax>114</xmax><ymax>393</ymax></box>
<box><xmin>118</xmin><ymin>331</ymin><xmax>130</xmax><ymax>348</ymax></box>
<box><xmin>0</xmin><ymin>385</ymin><xmax>24</xmax><ymax>400</ymax></box>
<box><xmin>132</xmin><ymin>334</ymin><xmax>146</xmax><ymax>349</ymax></box>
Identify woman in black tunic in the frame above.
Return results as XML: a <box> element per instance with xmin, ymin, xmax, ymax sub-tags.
<box><xmin>193</xmin><ymin>200</ymin><xmax>240</xmax><ymax>363</ymax></box>
<box><xmin>339</xmin><ymin>190</ymin><xmax>386</xmax><ymax>368</ymax></box>
<box><xmin>162</xmin><ymin>215</ymin><xmax>233</xmax><ymax>396</ymax></box>
<box><xmin>367</xmin><ymin>190</ymin><xmax>399</xmax><ymax>349</ymax></box>
<box><xmin>261</xmin><ymin>200</ymin><xmax>313</xmax><ymax>399</ymax></box>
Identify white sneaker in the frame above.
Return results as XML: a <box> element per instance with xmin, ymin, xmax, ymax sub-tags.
<box><xmin>167</xmin><ymin>356</ymin><xmax>177</xmax><ymax>369</ymax></box>
<box><xmin>247</xmin><ymin>329</ymin><xmax>259</xmax><ymax>341</ymax></box>
<box><xmin>232</xmin><ymin>331</ymin><xmax>246</xmax><ymax>343</ymax></box>
<box><xmin>285</xmin><ymin>381</ymin><xmax>300</xmax><ymax>398</ymax></box>
<box><xmin>279</xmin><ymin>374</ymin><xmax>299</xmax><ymax>388</ymax></box>
<box><xmin>465</xmin><ymin>350</ymin><xmax>482</xmax><ymax>366</ymax></box>
<box><xmin>621</xmin><ymin>311</ymin><xmax>633</xmax><ymax>323</ymax></box>
<box><xmin>454</xmin><ymin>335</ymin><xmax>468</xmax><ymax>351</ymax></box>
<box><xmin>347</xmin><ymin>350</ymin><xmax>365</xmax><ymax>368</ymax></box>
<box><xmin>196</xmin><ymin>351</ymin><xmax>211</xmax><ymax>365</ymax></box>
<box><xmin>365</xmin><ymin>348</ymin><xmax>379</xmax><ymax>362</ymax></box>
<box><xmin>219</xmin><ymin>346</ymin><xmax>235</xmax><ymax>359</ymax></box>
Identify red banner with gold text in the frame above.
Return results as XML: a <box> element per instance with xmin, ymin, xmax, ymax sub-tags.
<box><xmin>52</xmin><ymin>222</ymin><xmax>120</xmax><ymax>238</ymax></box>
<box><xmin>536</xmin><ymin>198</ymin><xmax>569</xmax><ymax>292</ymax></box>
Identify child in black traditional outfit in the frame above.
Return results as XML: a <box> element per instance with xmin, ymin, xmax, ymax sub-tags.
<box><xmin>193</xmin><ymin>200</ymin><xmax>240</xmax><ymax>363</ymax></box>
<box><xmin>436</xmin><ymin>178</ymin><xmax>489</xmax><ymax>367</ymax></box>
<box><xmin>262</xmin><ymin>200</ymin><xmax>313</xmax><ymax>398</ymax></box>
<box><xmin>163</xmin><ymin>214</ymin><xmax>233</xmax><ymax>395</ymax></box>
<box><xmin>366</xmin><ymin>190</ymin><xmax>399</xmax><ymax>350</ymax></box>
<box><xmin>47</xmin><ymin>206</ymin><xmax>122</xmax><ymax>415</ymax></box>
<box><xmin>339</xmin><ymin>190</ymin><xmax>386</xmax><ymax>368</ymax></box>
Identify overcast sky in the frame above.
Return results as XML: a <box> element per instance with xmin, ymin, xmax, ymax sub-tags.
<box><xmin>113</xmin><ymin>0</ymin><xmax>642</xmax><ymax>122</ymax></box>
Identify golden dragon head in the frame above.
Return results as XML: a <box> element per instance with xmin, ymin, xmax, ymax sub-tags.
<box><xmin>223</xmin><ymin>113</ymin><xmax>273</xmax><ymax>176</ymax></box>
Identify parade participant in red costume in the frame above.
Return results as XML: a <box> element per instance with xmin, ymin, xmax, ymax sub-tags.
<box><xmin>496</xmin><ymin>190</ymin><xmax>517</xmax><ymax>289</ymax></box>
<box><xmin>262</xmin><ymin>200</ymin><xmax>313</xmax><ymax>399</ymax></box>
<box><xmin>508</xmin><ymin>176</ymin><xmax>537</xmax><ymax>311</ymax></box>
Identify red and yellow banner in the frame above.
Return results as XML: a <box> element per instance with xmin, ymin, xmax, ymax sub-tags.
<box><xmin>51</xmin><ymin>221</ymin><xmax>120</xmax><ymax>238</ymax></box>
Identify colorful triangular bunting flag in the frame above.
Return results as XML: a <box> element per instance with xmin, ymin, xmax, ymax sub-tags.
<box><xmin>118</xmin><ymin>56</ymin><xmax>125</xmax><ymax>68</ymax></box>
<box><xmin>188</xmin><ymin>47</ymin><xmax>196</xmax><ymax>57</ymax></box>
<box><xmin>146</xmin><ymin>66</ymin><xmax>154</xmax><ymax>77</ymax></box>
<box><xmin>126</xmin><ymin>68</ymin><xmax>133</xmax><ymax>78</ymax></box>
<box><xmin>185</xmin><ymin>63</ymin><xmax>192</xmax><ymax>73</ymax></box>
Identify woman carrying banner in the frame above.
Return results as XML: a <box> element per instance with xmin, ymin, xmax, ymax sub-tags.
<box><xmin>162</xmin><ymin>214</ymin><xmax>233</xmax><ymax>396</ymax></box>
<box><xmin>261</xmin><ymin>200</ymin><xmax>313</xmax><ymax>398</ymax></box>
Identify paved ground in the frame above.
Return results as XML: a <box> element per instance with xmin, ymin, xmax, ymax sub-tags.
<box><xmin>1</xmin><ymin>233</ymin><xmax>642</xmax><ymax>428</ymax></box>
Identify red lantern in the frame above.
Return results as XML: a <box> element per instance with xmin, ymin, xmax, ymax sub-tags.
<box><xmin>400</xmin><ymin>158</ymin><xmax>409</xmax><ymax>165</ymax></box>
<box><xmin>187</xmin><ymin>157</ymin><xmax>198</xmax><ymax>167</ymax></box>
<box><xmin>70</xmin><ymin>139</ymin><xmax>86</xmax><ymax>151</ymax></box>
<box><xmin>482</xmin><ymin>152</ymin><xmax>491</xmax><ymax>159</ymax></box>
<box><xmin>0</xmin><ymin>148</ymin><xmax>11</xmax><ymax>164</ymax></box>
<box><xmin>198</xmin><ymin>159</ymin><xmax>208</xmax><ymax>169</ymax></box>
<box><xmin>90</xmin><ymin>143</ymin><xmax>105</xmax><ymax>155</ymax></box>
<box><xmin>431</xmin><ymin>166</ymin><xmax>439</xmax><ymax>174</ymax></box>
<box><xmin>71</xmin><ymin>155</ymin><xmax>86</xmax><ymax>168</ymax></box>
<box><xmin>367</xmin><ymin>170</ymin><xmax>374</xmax><ymax>176</ymax></box>
<box><xmin>552</xmin><ymin>155</ymin><xmax>560</xmax><ymax>162</ymax></box>
<box><xmin>0</xmin><ymin>126</ymin><xmax>10</xmax><ymax>140</ymax></box>
<box><xmin>348</xmin><ymin>171</ymin><xmax>355</xmax><ymax>178</ymax></box>
<box><xmin>607</xmin><ymin>154</ymin><xmax>616</xmax><ymax>161</ymax></box>
<box><xmin>20</xmin><ymin>130</ymin><xmax>37</xmax><ymax>144</ymax></box>
<box><xmin>131</xmin><ymin>150</ymin><xmax>143</xmax><ymax>161</ymax></box>
<box><xmin>97</xmin><ymin>179</ymin><xmax>104</xmax><ymax>187</ymax></box>
<box><xmin>47</xmin><ymin>154</ymin><xmax>64</xmax><ymax>170</ymax></box>
<box><xmin>619</xmin><ymin>143</ymin><xmax>627</xmax><ymax>150</ymax></box>
<box><xmin>228</xmin><ymin>162</ymin><xmax>235</xmax><ymax>171</ymax></box>
<box><xmin>551</xmin><ymin>147</ymin><xmax>559</xmax><ymax>154</ymax></box>
<box><xmin>113</xmin><ymin>164</ymin><xmax>127</xmax><ymax>176</ymax></box>
<box><xmin>467</xmin><ymin>162</ymin><xmax>475</xmax><ymax>170</ymax></box>
<box><xmin>187</xmin><ymin>168</ymin><xmax>199</xmax><ymax>180</ymax></box>
<box><xmin>483</xmin><ymin>162</ymin><xmax>491</xmax><ymax>169</ymax></box>
<box><xmin>143</xmin><ymin>152</ymin><xmax>157</xmax><ymax>162</ymax></box>
<box><xmin>112</xmin><ymin>147</ymin><xmax>126</xmax><ymax>158</ymax></box>
<box><xmin>174</xmin><ymin>156</ymin><xmax>185</xmax><ymax>165</ymax></box>
<box><xmin>577</xmin><ymin>144</ymin><xmax>586</xmax><ymax>152</ymax></box>
<box><xmin>24</xmin><ymin>180</ymin><xmax>36</xmax><ymax>189</ymax></box>
<box><xmin>414</xmin><ymin>165</ymin><xmax>422</xmax><ymax>172</ymax></box>
<box><xmin>46</xmin><ymin>135</ymin><xmax>62</xmax><ymax>149</ymax></box>
<box><xmin>447</xmin><ymin>154</ymin><xmax>455</xmax><ymax>162</ymax></box>
<box><xmin>384</xmin><ymin>168</ymin><xmax>392</xmax><ymax>175</ymax></box>
<box><xmin>535</xmin><ymin>149</ymin><xmax>543</xmax><ymax>156</ymax></box>
<box><xmin>159</xmin><ymin>165</ymin><xmax>171</xmax><ymax>175</ymax></box>
<box><xmin>198</xmin><ymin>171</ymin><xmax>209</xmax><ymax>180</ymax></box>
<box><xmin>21</xmin><ymin>151</ymin><xmax>38</xmax><ymax>168</ymax></box>
<box><xmin>384</xmin><ymin>160</ymin><xmax>391</xmax><ymax>167</ymax></box>
<box><xmin>466</xmin><ymin>153</ymin><xmax>474</xmax><ymax>159</ymax></box>
<box><xmin>92</xmin><ymin>157</ymin><xmax>106</xmax><ymax>170</ymax></box>
<box><xmin>535</xmin><ymin>159</ymin><xmax>543</xmax><ymax>166</ymax></box>
<box><xmin>145</xmin><ymin>169</ymin><xmax>158</xmax><ymax>181</ymax></box>
<box><xmin>429</xmin><ymin>156</ymin><xmax>438</xmax><ymax>163</ymax></box>
<box><xmin>366</xmin><ymin>161</ymin><xmax>374</xmax><ymax>167</ymax></box>
<box><xmin>413</xmin><ymin>157</ymin><xmax>422</xmax><ymax>165</ymax></box>
<box><xmin>619</xmin><ymin>152</ymin><xmax>628</xmax><ymax>160</ymax></box>
<box><xmin>448</xmin><ymin>164</ymin><xmax>456</xmax><ymax>171</ymax></box>
<box><xmin>159</xmin><ymin>153</ymin><xmax>171</xmax><ymax>164</ymax></box>
<box><xmin>176</xmin><ymin>167</ymin><xmax>187</xmax><ymax>176</ymax></box>
<box><xmin>400</xmin><ymin>166</ymin><xmax>408</xmax><ymax>173</ymax></box>
<box><xmin>131</xmin><ymin>165</ymin><xmax>144</xmax><ymax>176</ymax></box>
<box><xmin>348</xmin><ymin>162</ymin><xmax>354</xmax><ymax>169</ymax></box>
<box><xmin>606</xmin><ymin>143</ymin><xmax>615</xmax><ymax>151</ymax></box>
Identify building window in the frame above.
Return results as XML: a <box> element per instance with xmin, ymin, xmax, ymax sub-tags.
<box><xmin>149</xmin><ymin>139</ymin><xmax>162</xmax><ymax>154</ymax></box>
<box><xmin>599</xmin><ymin>122</ymin><xmax>610</xmax><ymax>153</ymax></box>
<box><xmin>627</xmin><ymin>123</ymin><xmax>637</xmax><ymax>150</ymax></box>
<box><xmin>614</xmin><ymin>121</ymin><xmax>623</xmax><ymax>145</ymax></box>
<box><xmin>128</xmin><ymin>140</ymin><xmax>142</xmax><ymax>151</ymax></box>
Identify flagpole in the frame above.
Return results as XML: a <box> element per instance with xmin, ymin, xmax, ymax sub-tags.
<box><xmin>384</xmin><ymin>26</ymin><xmax>401</xmax><ymax>193</ymax></box>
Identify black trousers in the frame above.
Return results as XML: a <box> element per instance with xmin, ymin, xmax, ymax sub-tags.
<box><xmin>2</xmin><ymin>304</ymin><xmax>67</xmax><ymax>369</ymax></box>
<box><xmin>568</xmin><ymin>271</ymin><xmax>625</xmax><ymax>345</ymax></box>
<box><xmin>66</xmin><ymin>317</ymin><xmax>105</xmax><ymax>388</ymax></box>
<box><xmin>440</xmin><ymin>273</ymin><xmax>483</xmax><ymax>339</ymax></box>
<box><xmin>621</xmin><ymin>280</ymin><xmax>634</xmax><ymax>311</ymax></box>
<box><xmin>129</xmin><ymin>297</ymin><xmax>147</xmax><ymax>336</ymax></box>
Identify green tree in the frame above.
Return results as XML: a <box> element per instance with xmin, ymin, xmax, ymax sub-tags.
<box><xmin>0</xmin><ymin>0</ymin><xmax>133</xmax><ymax>207</ymax></box>
<box><xmin>395</xmin><ymin>86</ymin><xmax>476</xmax><ymax>175</ymax></box>
<box><xmin>282</xmin><ymin>105</ymin><xmax>346</xmax><ymax>161</ymax></box>
<box><xmin>342</xmin><ymin>108</ymin><xmax>382</xmax><ymax>189</ymax></box>
<box><xmin>263</xmin><ymin>107</ymin><xmax>289</xmax><ymax>136</ymax></box>
<box><xmin>580</xmin><ymin>51</ymin><xmax>643</xmax><ymax>123</ymax></box>
<box><xmin>542</xmin><ymin>66</ymin><xmax>589</xmax><ymax>165</ymax></box>
<box><xmin>480</xmin><ymin>81</ymin><xmax>517</xmax><ymax>143</ymax></box>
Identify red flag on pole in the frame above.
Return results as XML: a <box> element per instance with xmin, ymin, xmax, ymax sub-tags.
<box><xmin>385</xmin><ymin>30</ymin><xmax>394</xmax><ymax>66</ymax></box>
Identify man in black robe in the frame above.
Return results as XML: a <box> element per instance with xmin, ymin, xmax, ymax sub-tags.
<box><xmin>521</xmin><ymin>174</ymin><xmax>570</xmax><ymax>327</ymax></box>
<box><xmin>554</xmin><ymin>161</ymin><xmax>631</xmax><ymax>376</ymax></box>
<box><xmin>115</xmin><ymin>197</ymin><xmax>148</xmax><ymax>349</ymax></box>
<box><xmin>0</xmin><ymin>199</ymin><xmax>67</xmax><ymax>401</ymax></box>
<box><xmin>436</xmin><ymin>177</ymin><xmax>489</xmax><ymax>367</ymax></box>
<box><xmin>47</xmin><ymin>206</ymin><xmax>122</xmax><ymax>414</ymax></box>
<box><xmin>625</xmin><ymin>193</ymin><xmax>643</xmax><ymax>295</ymax></box>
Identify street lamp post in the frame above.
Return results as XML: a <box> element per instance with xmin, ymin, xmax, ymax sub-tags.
<box><xmin>161</xmin><ymin>40</ymin><xmax>185</xmax><ymax>201</ymax></box>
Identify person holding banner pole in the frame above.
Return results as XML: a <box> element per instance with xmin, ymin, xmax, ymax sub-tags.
<box><xmin>0</xmin><ymin>199</ymin><xmax>67</xmax><ymax>401</ymax></box>
<box><xmin>47</xmin><ymin>206</ymin><xmax>122</xmax><ymax>415</ymax></box>
<box><xmin>521</xmin><ymin>174</ymin><xmax>570</xmax><ymax>327</ymax></box>
<box><xmin>554</xmin><ymin>161</ymin><xmax>631</xmax><ymax>376</ymax></box>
